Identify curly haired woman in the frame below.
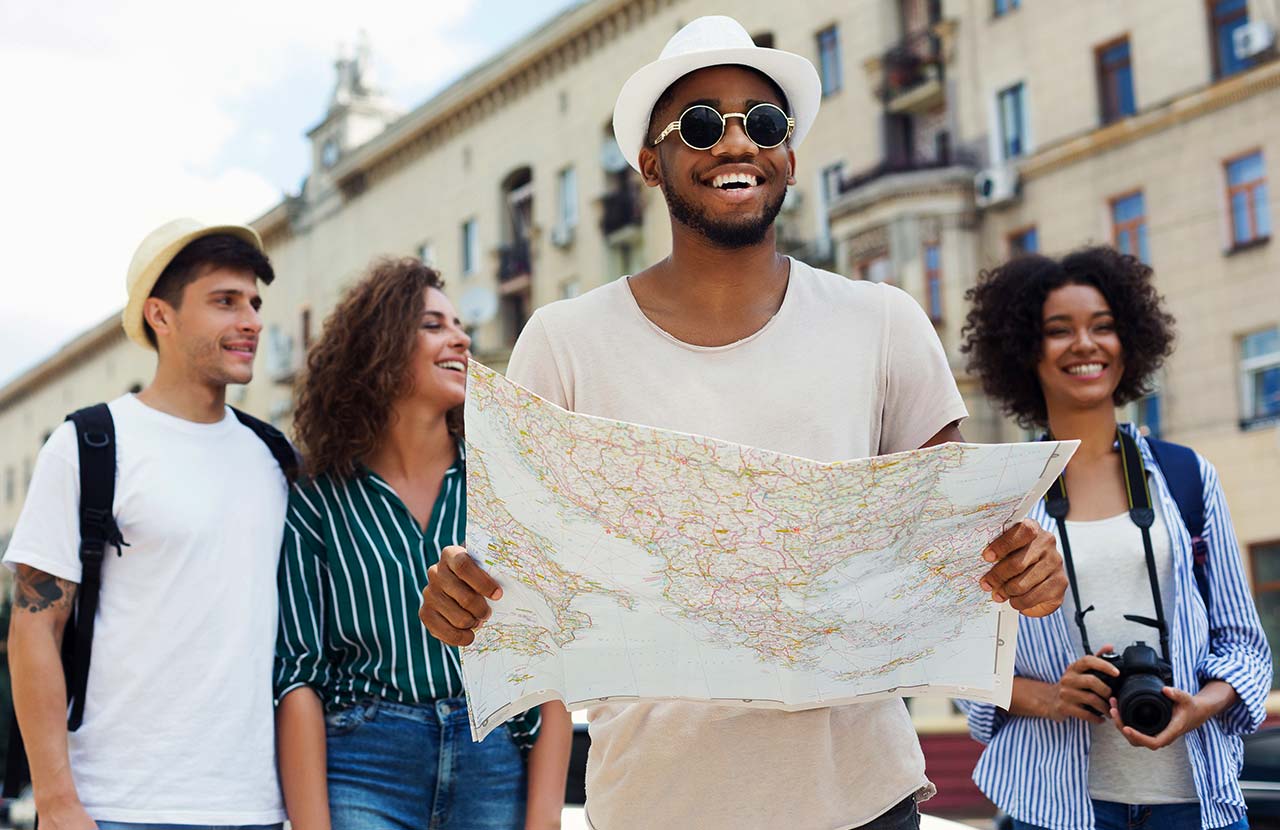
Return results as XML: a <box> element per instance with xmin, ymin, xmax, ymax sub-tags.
<box><xmin>959</xmin><ymin>246</ymin><xmax>1270</xmax><ymax>830</ymax></box>
<box><xmin>273</xmin><ymin>257</ymin><xmax>571</xmax><ymax>830</ymax></box>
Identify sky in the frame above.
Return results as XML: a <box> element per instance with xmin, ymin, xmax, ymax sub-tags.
<box><xmin>0</xmin><ymin>0</ymin><xmax>583</xmax><ymax>386</ymax></box>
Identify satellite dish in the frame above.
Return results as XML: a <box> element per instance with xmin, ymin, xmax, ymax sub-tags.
<box><xmin>458</xmin><ymin>286</ymin><xmax>499</xmax><ymax>326</ymax></box>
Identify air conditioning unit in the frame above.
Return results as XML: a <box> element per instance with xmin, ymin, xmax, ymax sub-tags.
<box><xmin>1234</xmin><ymin>20</ymin><xmax>1276</xmax><ymax>60</ymax></box>
<box><xmin>550</xmin><ymin>223</ymin><xmax>575</xmax><ymax>248</ymax></box>
<box><xmin>974</xmin><ymin>166</ymin><xmax>1020</xmax><ymax>209</ymax></box>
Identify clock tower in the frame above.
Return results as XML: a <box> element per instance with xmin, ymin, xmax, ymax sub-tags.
<box><xmin>304</xmin><ymin>32</ymin><xmax>401</xmax><ymax>201</ymax></box>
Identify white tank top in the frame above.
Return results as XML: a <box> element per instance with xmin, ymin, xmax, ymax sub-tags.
<box><xmin>1060</xmin><ymin>496</ymin><xmax>1199</xmax><ymax>803</ymax></box>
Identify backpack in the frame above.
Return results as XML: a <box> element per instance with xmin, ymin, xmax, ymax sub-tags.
<box><xmin>1146</xmin><ymin>438</ymin><xmax>1213</xmax><ymax>617</ymax></box>
<box><xmin>3</xmin><ymin>402</ymin><xmax>298</xmax><ymax>798</ymax></box>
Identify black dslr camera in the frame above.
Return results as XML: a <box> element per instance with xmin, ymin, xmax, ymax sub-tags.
<box><xmin>1089</xmin><ymin>642</ymin><xmax>1174</xmax><ymax>736</ymax></box>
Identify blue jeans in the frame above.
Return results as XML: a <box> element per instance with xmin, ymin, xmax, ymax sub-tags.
<box><xmin>326</xmin><ymin>697</ymin><xmax>526</xmax><ymax>830</ymax></box>
<box><xmin>1012</xmin><ymin>800</ymin><xmax>1249</xmax><ymax>830</ymax></box>
<box><xmin>95</xmin><ymin>825</ymin><xmax>280</xmax><ymax>830</ymax></box>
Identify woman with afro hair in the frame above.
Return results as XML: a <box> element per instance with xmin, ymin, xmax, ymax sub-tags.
<box><xmin>959</xmin><ymin>246</ymin><xmax>1269</xmax><ymax>830</ymax></box>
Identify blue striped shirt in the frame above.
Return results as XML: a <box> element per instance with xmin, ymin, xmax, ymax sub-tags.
<box><xmin>961</xmin><ymin>424</ymin><xmax>1271</xmax><ymax>830</ymax></box>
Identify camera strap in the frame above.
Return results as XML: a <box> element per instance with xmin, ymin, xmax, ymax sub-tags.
<box><xmin>1043</xmin><ymin>428</ymin><xmax>1171</xmax><ymax>661</ymax></box>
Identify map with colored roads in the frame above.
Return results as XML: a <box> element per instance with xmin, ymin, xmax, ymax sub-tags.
<box><xmin>460</xmin><ymin>362</ymin><xmax>1076</xmax><ymax>740</ymax></box>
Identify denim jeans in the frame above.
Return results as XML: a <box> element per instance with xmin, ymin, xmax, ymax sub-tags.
<box><xmin>95</xmin><ymin>825</ymin><xmax>280</xmax><ymax>830</ymax></box>
<box><xmin>850</xmin><ymin>796</ymin><xmax>919</xmax><ymax>830</ymax></box>
<box><xmin>1011</xmin><ymin>800</ymin><xmax>1249</xmax><ymax>830</ymax></box>
<box><xmin>326</xmin><ymin>696</ymin><xmax>526</xmax><ymax>830</ymax></box>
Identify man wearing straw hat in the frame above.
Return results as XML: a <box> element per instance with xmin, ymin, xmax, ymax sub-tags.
<box><xmin>6</xmin><ymin>221</ymin><xmax>288</xmax><ymax>828</ymax></box>
<box><xmin>421</xmin><ymin>17</ymin><xmax>1067</xmax><ymax>829</ymax></box>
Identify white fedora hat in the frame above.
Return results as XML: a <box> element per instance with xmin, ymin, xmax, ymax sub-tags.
<box><xmin>613</xmin><ymin>15</ymin><xmax>822</xmax><ymax>173</ymax></box>
<box><xmin>122</xmin><ymin>218</ymin><xmax>264</xmax><ymax>350</ymax></box>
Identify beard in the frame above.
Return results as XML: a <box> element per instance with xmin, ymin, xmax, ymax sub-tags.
<box><xmin>180</xmin><ymin>331</ymin><xmax>253</xmax><ymax>388</ymax></box>
<box><xmin>661</xmin><ymin>161</ymin><xmax>787</xmax><ymax>248</ymax></box>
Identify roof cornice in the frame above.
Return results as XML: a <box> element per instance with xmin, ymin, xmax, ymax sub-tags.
<box><xmin>330</xmin><ymin>0</ymin><xmax>667</xmax><ymax>190</ymax></box>
<box><xmin>1021</xmin><ymin>59</ymin><xmax>1280</xmax><ymax>181</ymax></box>
<box><xmin>0</xmin><ymin>312</ymin><xmax>129</xmax><ymax>413</ymax></box>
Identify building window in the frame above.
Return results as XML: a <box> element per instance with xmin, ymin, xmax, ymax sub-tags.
<box><xmin>4</xmin><ymin>467</ymin><xmax>13</xmax><ymax>505</ymax></box>
<box><xmin>857</xmin><ymin>254</ymin><xmax>891</xmax><ymax>284</ymax></box>
<box><xmin>1009</xmin><ymin>225</ymin><xmax>1039</xmax><ymax>255</ymax></box>
<box><xmin>1225</xmin><ymin>151</ymin><xmax>1271</xmax><ymax>248</ymax></box>
<box><xmin>752</xmin><ymin>31</ymin><xmax>775</xmax><ymax>49</ymax></box>
<box><xmin>557</xmin><ymin>166</ymin><xmax>578</xmax><ymax>230</ymax></box>
<box><xmin>1111</xmin><ymin>191</ymin><xmax>1149</xmax><ymax>263</ymax></box>
<box><xmin>822</xmin><ymin>163</ymin><xmax>845</xmax><ymax>200</ymax></box>
<box><xmin>817</xmin><ymin>26</ymin><xmax>842</xmax><ymax>96</ymax></box>
<box><xmin>461</xmin><ymin>219</ymin><xmax>478</xmax><ymax>276</ymax></box>
<box><xmin>1240</xmin><ymin>327</ymin><xmax>1280</xmax><ymax>427</ymax></box>
<box><xmin>924</xmin><ymin>243</ymin><xmax>943</xmax><ymax>323</ymax></box>
<box><xmin>1096</xmin><ymin>38</ymin><xmax>1136</xmax><ymax>124</ymax></box>
<box><xmin>994</xmin><ymin>0</ymin><xmax>1021</xmax><ymax>16</ymax></box>
<box><xmin>418</xmin><ymin>242</ymin><xmax>435</xmax><ymax>267</ymax></box>
<box><xmin>997</xmin><ymin>82</ymin><xmax>1028</xmax><ymax>159</ymax></box>
<box><xmin>1251</xmin><ymin>540</ymin><xmax>1280</xmax><ymax>688</ymax></box>
<box><xmin>1210</xmin><ymin>0</ymin><xmax>1252</xmax><ymax>79</ymax></box>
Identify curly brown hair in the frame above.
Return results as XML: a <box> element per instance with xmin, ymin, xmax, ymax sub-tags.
<box><xmin>960</xmin><ymin>246</ymin><xmax>1175</xmax><ymax>429</ymax></box>
<box><xmin>293</xmin><ymin>257</ymin><xmax>462</xmax><ymax>479</ymax></box>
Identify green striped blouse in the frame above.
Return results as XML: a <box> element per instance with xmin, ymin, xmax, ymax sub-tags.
<box><xmin>274</xmin><ymin>444</ymin><xmax>541</xmax><ymax>750</ymax></box>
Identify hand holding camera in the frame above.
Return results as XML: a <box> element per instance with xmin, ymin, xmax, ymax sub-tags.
<box><xmin>1051</xmin><ymin>645</ymin><xmax>1121</xmax><ymax>725</ymax></box>
<box><xmin>1107</xmin><ymin>682</ymin><xmax>1222</xmax><ymax>751</ymax></box>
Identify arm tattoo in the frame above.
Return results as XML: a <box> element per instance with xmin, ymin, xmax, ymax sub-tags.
<box><xmin>13</xmin><ymin>566</ymin><xmax>76</xmax><ymax>614</ymax></box>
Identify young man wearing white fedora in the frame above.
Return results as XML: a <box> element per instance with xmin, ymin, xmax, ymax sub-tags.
<box><xmin>6</xmin><ymin>220</ymin><xmax>290</xmax><ymax>829</ymax></box>
<box><xmin>420</xmin><ymin>16</ymin><xmax>1068</xmax><ymax>830</ymax></box>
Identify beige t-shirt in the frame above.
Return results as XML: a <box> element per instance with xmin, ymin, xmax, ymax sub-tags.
<box><xmin>506</xmin><ymin>258</ymin><xmax>969</xmax><ymax>830</ymax></box>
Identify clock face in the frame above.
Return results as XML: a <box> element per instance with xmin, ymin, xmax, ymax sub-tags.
<box><xmin>321</xmin><ymin>138</ymin><xmax>339</xmax><ymax>169</ymax></box>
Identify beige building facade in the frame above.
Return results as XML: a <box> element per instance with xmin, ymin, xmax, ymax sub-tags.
<box><xmin>2</xmin><ymin>0</ymin><xmax>1278</xmax><ymax>726</ymax></box>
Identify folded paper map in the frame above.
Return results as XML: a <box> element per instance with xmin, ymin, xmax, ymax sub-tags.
<box><xmin>460</xmin><ymin>362</ymin><xmax>1077</xmax><ymax>740</ymax></box>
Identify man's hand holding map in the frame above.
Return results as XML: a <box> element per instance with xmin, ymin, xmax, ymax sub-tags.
<box><xmin>433</xmin><ymin>363</ymin><xmax>1076</xmax><ymax>740</ymax></box>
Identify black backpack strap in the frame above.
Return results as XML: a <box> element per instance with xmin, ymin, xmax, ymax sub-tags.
<box><xmin>1147</xmin><ymin>437</ymin><xmax>1211</xmax><ymax>616</ymax></box>
<box><xmin>230</xmin><ymin>407</ymin><xmax>300</xmax><ymax>484</ymax></box>
<box><xmin>2</xmin><ymin>710</ymin><xmax>30</xmax><ymax>798</ymax></box>
<box><xmin>64</xmin><ymin>404</ymin><xmax>126</xmax><ymax>732</ymax></box>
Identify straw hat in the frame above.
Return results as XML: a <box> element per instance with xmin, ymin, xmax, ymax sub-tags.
<box><xmin>122</xmin><ymin>218</ymin><xmax>263</xmax><ymax>350</ymax></box>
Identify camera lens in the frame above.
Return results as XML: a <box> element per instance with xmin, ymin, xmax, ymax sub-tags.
<box><xmin>1117</xmin><ymin>674</ymin><xmax>1172</xmax><ymax>736</ymax></box>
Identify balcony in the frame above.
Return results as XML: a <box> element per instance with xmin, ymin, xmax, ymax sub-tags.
<box><xmin>882</xmin><ymin>29</ymin><xmax>943</xmax><ymax>111</ymax></box>
<box><xmin>837</xmin><ymin>144</ymin><xmax>978</xmax><ymax>196</ymax></box>
<box><xmin>864</xmin><ymin>21</ymin><xmax>957</xmax><ymax>115</ymax></box>
<box><xmin>600</xmin><ymin>184</ymin><xmax>643</xmax><ymax>237</ymax></box>
<box><xmin>498</xmin><ymin>239</ymin><xmax>531</xmax><ymax>283</ymax></box>
<box><xmin>826</xmin><ymin>142</ymin><xmax>979</xmax><ymax>275</ymax></box>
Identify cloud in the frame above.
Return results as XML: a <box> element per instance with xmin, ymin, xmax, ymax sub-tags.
<box><xmin>0</xmin><ymin>0</ymin><xmax>487</xmax><ymax>385</ymax></box>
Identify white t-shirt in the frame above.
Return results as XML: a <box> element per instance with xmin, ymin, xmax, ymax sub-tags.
<box><xmin>506</xmin><ymin>258</ymin><xmax>970</xmax><ymax>830</ymax></box>
<box><xmin>4</xmin><ymin>395</ymin><xmax>287</xmax><ymax>824</ymax></box>
<box><xmin>1060</xmin><ymin>497</ymin><xmax>1199</xmax><ymax>804</ymax></box>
